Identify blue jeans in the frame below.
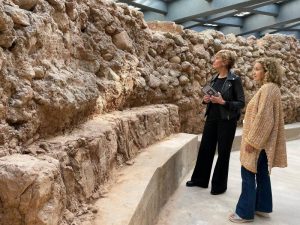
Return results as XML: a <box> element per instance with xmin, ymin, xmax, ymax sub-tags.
<box><xmin>235</xmin><ymin>150</ymin><xmax>272</xmax><ymax>220</ymax></box>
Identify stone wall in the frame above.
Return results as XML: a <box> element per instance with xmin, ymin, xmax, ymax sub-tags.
<box><xmin>125</xmin><ymin>26</ymin><xmax>300</xmax><ymax>132</ymax></box>
<box><xmin>0</xmin><ymin>0</ymin><xmax>299</xmax><ymax>151</ymax></box>
<box><xmin>0</xmin><ymin>0</ymin><xmax>299</xmax><ymax>224</ymax></box>
<box><xmin>0</xmin><ymin>104</ymin><xmax>180</xmax><ymax>225</ymax></box>
<box><xmin>0</xmin><ymin>155</ymin><xmax>66</xmax><ymax>225</ymax></box>
<box><xmin>147</xmin><ymin>21</ymin><xmax>183</xmax><ymax>34</ymax></box>
<box><xmin>0</xmin><ymin>0</ymin><xmax>152</xmax><ymax>153</ymax></box>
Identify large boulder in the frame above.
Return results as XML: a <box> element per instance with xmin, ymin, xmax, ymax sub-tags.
<box><xmin>0</xmin><ymin>154</ymin><xmax>66</xmax><ymax>225</ymax></box>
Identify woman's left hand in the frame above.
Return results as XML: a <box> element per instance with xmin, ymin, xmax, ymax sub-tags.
<box><xmin>245</xmin><ymin>144</ymin><xmax>257</xmax><ymax>153</ymax></box>
<box><xmin>210</xmin><ymin>92</ymin><xmax>225</xmax><ymax>105</ymax></box>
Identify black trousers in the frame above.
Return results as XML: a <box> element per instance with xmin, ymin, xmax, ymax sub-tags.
<box><xmin>191</xmin><ymin>118</ymin><xmax>237</xmax><ymax>192</ymax></box>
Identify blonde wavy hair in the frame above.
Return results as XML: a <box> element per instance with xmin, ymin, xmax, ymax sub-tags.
<box><xmin>215</xmin><ymin>50</ymin><xmax>237</xmax><ymax>70</ymax></box>
<box><xmin>256</xmin><ymin>57</ymin><xmax>283</xmax><ymax>87</ymax></box>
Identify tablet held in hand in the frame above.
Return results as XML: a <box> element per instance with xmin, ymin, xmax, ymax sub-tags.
<box><xmin>201</xmin><ymin>84</ymin><xmax>219</xmax><ymax>96</ymax></box>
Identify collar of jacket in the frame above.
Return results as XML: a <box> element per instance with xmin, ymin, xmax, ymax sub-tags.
<box><xmin>210</xmin><ymin>71</ymin><xmax>238</xmax><ymax>94</ymax></box>
<box><xmin>211</xmin><ymin>71</ymin><xmax>237</xmax><ymax>82</ymax></box>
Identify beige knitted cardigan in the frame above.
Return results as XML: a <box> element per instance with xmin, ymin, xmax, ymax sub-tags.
<box><xmin>240</xmin><ymin>83</ymin><xmax>287</xmax><ymax>173</ymax></box>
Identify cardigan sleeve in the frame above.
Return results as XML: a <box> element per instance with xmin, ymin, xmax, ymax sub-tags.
<box><xmin>245</xmin><ymin>86</ymin><xmax>275</xmax><ymax>150</ymax></box>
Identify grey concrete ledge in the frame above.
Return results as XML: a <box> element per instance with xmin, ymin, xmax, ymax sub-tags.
<box><xmin>284</xmin><ymin>122</ymin><xmax>300</xmax><ymax>141</ymax></box>
<box><xmin>93</xmin><ymin>123</ymin><xmax>299</xmax><ymax>225</ymax></box>
<box><xmin>93</xmin><ymin>133</ymin><xmax>198</xmax><ymax>225</ymax></box>
<box><xmin>156</xmin><ymin>139</ymin><xmax>300</xmax><ymax>225</ymax></box>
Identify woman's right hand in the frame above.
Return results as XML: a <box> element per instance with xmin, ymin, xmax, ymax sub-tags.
<box><xmin>203</xmin><ymin>95</ymin><xmax>211</xmax><ymax>103</ymax></box>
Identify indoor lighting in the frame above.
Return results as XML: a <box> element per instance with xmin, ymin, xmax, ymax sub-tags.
<box><xmin>203</xmin><ymin>23</ymin><xmax>218</xmax><ymax>27</ymax></box>
<box><xmin>234</xmin><ymin>11</ymin><xmax>251</xmax><ymax>17</ymax></box>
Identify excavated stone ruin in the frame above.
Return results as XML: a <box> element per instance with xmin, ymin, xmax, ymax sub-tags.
<box><xmin>0</xmin><ymin>0</ymin><xmax>299</xmax><ymax>225</ymax></box>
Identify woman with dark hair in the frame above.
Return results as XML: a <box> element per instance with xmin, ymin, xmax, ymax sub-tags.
<box><xmin>229</xmin><ymin>57</ymin><xmax>287</xmax><ymax>223</ymax></box>
<box><xmin>186</xmin><ymin>50</ymin><xmax>245</xmax><ymax>195</ymax></box>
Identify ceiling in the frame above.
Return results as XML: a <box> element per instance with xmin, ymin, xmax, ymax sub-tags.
<box><xmin>115</xmin><ymin>0</ymin><xmax>300</xmax><ymax>38</ymax></box>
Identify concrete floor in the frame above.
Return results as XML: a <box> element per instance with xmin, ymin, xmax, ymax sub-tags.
<box><xmin>156</xmin><ymin>140</ymin><xmax>300</xmax><ymax>225</ymax></box>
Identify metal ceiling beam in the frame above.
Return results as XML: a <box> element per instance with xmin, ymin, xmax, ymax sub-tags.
<box><xmin>181</xmin><ymin>21</ymin><xmax>203</xmax><ymax>29</ymax></box>
<box><xmin>166</xmin><ymin>0</ymin><xmax>273</xmax><ymax>23</ymax></box>
<box><xmin>205</xmin><ymin>10</ymin><xmax>238</xmax><ymax>21</ymax></box>
<box><xmin>249</xmin><ymin>4</ymin><xmax>279</xmax><ymax>16</ymax></box>
<box><xmin>181</xmin><ymin>17</ymin><xmax>242</xmax><ymax>29</ymax></box>
<box><xmin>278</xmin><ymin>26</ymin><xmax>300</xmax><ymax>31</ymax></box>
<box><xmin>206</xmin><ymin>1</ymin><xmax>278</xmax><ymax>22</ymax></box>
<box><xmin>213</xmin><ymin>17</ymin><xmax>243</xmax><ymax>27</ymax></box>
<box><xmin>192</xmin><ymin>18</ymin><xmax>206</xmax><ymax>23</ymax></box>
<box><xmin>120</xmin><ymin>0</ymin><xmax>300</xmax><ymax>39</ymax></box>
<box><xmin>280</xmin><ymin>21</ymin><xmax>300</xmax><ymax>28</ymax></box>
<box><xmin>219</xmin><ymin>0</ymin><xmax>300</xmax><ymax>35</ymax></box>
<box><xmin>241</xmin><ymin>14</ymin><xmax>277</xmax><ymax>34</ymax></box>
<box><xmin>275</xmin><ymin>25</ymin><xmax>300</xmax><ymax>31</ymax></box>
<box><xmin>241</xmin><ymin>0</ymin><xmax>278</xmax><ymax>8</ymax></box>
<box><xmin>143</xmin><ymin>11</ymin><xmax>167</xmax><ymax>21</ymax></box>
<box><xmin>268</xmin><ymin>22</ymin><xmax>300</xmax><ymax>32</ymax></box>
<box><xmin>181</xmin><ymin>15</ymin><xmax>242</xmax><ymax>29</ymax></box>
<box><xmin>206</xmin><ymin>1</ymin><xmax>285</xmax><ymax>21</ymax></box>
<box><xmin>117</xmin><ymin>0</ymin><xmax>167</xmax><ymax>14</ymax></box>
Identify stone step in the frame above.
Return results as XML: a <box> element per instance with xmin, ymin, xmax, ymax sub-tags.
<box><xmin>93</xmin><ymin>122</ymin><xmax>300</xmax><ymax>225</ymax></box>
<box><xmin>93</xmin><ymin>133</ymin><xmax>198</xmax><ymax>225</ymax></box>
<box><xmin>0</xmin><ymin>104</ymin><xmax>181</xmax><ymax>225</ymax></box>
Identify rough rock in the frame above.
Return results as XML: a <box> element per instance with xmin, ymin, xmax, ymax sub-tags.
<box><xmin>112</xmin><ymin>31</ymin><xmax>133</xmax><ymax>52</ymax></box>
<box><xmin>12</xmin><ymin>0</ymin><xmax>39</xmax><ymax>10</ymax></box>
<box><xmin>0</xmin><ymin>154</ymin><xmax>65</xmax><ymax>225</ymax></box>
<box><xmin>0</xmin><ymin>0</ymin><xmax>299</xmax><ymax>224</ymax></box>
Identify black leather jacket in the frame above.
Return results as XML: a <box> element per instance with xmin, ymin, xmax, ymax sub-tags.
<box><xmin>205</xmin><ymin>72</ymin><xmax>245</xmax><ymax>120</ymax></box>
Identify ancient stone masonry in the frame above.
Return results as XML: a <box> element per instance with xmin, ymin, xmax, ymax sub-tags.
<box><xmin>0</xmin><ymin>154</ymin><xmax>66</xmax><ymax>225</ymax></box>
<box><xmin>0</xmin><ymin>0</ymin><xmax>152</xmax><ymax>153</ymax></box>
<box><xmin>0</xmin><ymin>0</ymin><xmax>299</xmax><ymax>225</ymax></box>
<box><xmin>0</xmin><ymin>104</ymin><xmax>180</xmax><ymax>225</ymax></box>
<box><xmin>0</xmin><ymin>0</ymin><xmax>299</xmax><ymax>149</ymax></box>
<box><xmin>133</xmin><ymin>23</ymin><xmax>300</xmax><ymax>133</ymax></box>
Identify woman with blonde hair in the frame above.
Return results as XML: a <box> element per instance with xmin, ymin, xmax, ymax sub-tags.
<box><xmin>186</xmin><ymin>49</ymin><xmax>245</xmax><ymax>195</ymax></box>
<box><xmin>229</xmin><ymin>57</ymin><xmax>287</xmax><ymax>223</ymax></box>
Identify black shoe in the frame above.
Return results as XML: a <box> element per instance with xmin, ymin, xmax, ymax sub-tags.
<box><xmin>186</xmin><ymin>180</ymin><xmax>208</xmax><ymax>188</ymax></box>
<box><xmin>210</xmin><ymin>189</ymin><xmax>226</xmax><ymax>195</ymax></box>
